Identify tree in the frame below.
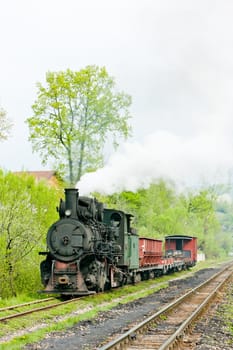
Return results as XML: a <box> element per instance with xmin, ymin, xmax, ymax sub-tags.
<box><xmin>0</xmin><ymin>170</ymin><xmax>61</xmax><ymax>297</ymax></box>
<box><xmin>186</xmin><ymin>190</ymin><xmax>220</xmax><ymax>257</ymax></box>
<box><xmin>26</xmin><ymin>66</ymin><xmax>132</xmax><ymax>185</ymax></box>
<box><xmin>0</xmin><ymin>107</ymin><xmax>12</xmax><ymax>141</ymax></box>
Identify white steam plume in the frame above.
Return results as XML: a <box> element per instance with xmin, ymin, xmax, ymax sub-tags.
<box><xmin>77</xmin><ymin>129</ymin><xmax>233</xmax><ymax>196</ymax></box>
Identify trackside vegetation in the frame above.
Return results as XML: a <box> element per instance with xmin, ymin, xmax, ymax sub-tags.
<box><xmin>0</xmin><ymin>170</ymin><xmax>232</xmax><ymax>299</ymax></box>
<box><xmin>0</xmin><ymin>170</ymin><xmax>62</xmax><ymax>298</ymax></box>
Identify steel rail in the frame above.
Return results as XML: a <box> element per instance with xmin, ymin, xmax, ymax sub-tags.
<box><xmin>0</xmin><ymin>297</ymin><xmax>82</xmax><ymax>322</ymax></box>
<box><xmin>0</xmin><ymin>297</ymin><xmax>54</xmax><ymax>312</ymax></box>
<box><xmin>158</xmin><ymin>267</ymin><xmax>233</xmax><ymax>350</ymax></box>
<box><xmin>98</xmin><ymin>263</ymin><xmax>233</xmax><ymax>350</ymax></box>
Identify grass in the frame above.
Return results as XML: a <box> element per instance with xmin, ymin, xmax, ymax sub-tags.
<box><xmin>0</xmin><ymin>293</ymin><xmax>47</xmax><ymax>308</ymax></box>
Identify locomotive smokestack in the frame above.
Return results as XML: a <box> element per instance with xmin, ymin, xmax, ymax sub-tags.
<box><xmin>64</xmin><ymin>188</ymin><xmax>79</xmax><ymax>219</ymax></box>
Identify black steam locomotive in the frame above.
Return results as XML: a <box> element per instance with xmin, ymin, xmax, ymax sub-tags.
<box><xmin>40</xmin><ymin>188</ymin><xmax>137</xmax><ymax>295</ymax></box>
<box><xmin>40</xmin><ymin>188</ymin><xmax>197</xmax><ymax>296</ymax></box>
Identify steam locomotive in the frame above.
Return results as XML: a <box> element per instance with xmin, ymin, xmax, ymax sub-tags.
<box><xmin>40</xmin><ymin>188</ymin><xmax>197</xmax><ymax>296</ymax></box>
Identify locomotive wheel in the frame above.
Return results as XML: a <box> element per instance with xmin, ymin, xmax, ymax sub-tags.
<box><xmin>135</xmin><ymin>273</ymin><xmax>141</xmax><ymax>283</ymax></box>
<box><xmin>96</xmin><ymin>270</ymin><xmax>107</xmax><ymax>292</ymax></box>
<box><xmin>149</xmin><ymin>271</ymin><xmax>155</xmax><ymax>279</ymax></box>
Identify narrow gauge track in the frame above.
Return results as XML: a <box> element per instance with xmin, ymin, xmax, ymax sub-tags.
<box><xmin>99</xmin><ymin>263</ymin><xmax>233</xmax><ymax>350</ymax></box>
<box><xmin>0</xmin><ymin>297</ymin><xmax>54</xmax><ymax>312</ymax></box>
<box><xmin>0</xmin><ymin>297</ymin><xmax>82</xmax><ymax>322</ymax></box>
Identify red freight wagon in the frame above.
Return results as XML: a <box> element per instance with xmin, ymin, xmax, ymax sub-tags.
<box><xmin>165</xmin><ymin>235</ymin><xmax>197</xmax><ymax>267</ymax></box>
<box><xmin>139</xmin><ymin>237</ymin><xmax>163</xmax><ymax>267</ymax></box>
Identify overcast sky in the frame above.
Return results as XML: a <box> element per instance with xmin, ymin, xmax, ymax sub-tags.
<box><xmin>1</xmin><ymin>1</ymin><xmax>233</xmax><ymax>193</ymax></box>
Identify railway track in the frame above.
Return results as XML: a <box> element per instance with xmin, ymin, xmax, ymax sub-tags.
<box><xmin>0</xmin><ymin>296</ymin><xmax>82</xmax><ymax>322</ymax></box>
<box><xmin>0</xmin><ymin>297</ymin><xmax>54</xmax><ymax>312</ymax></box>
<box><xmin>99</xmin><ymin>263</ymin><xmax>233</xmax><ymax>350</ymax></box>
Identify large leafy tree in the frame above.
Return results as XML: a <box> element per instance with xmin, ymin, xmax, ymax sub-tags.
<box><xmin>27</xmin><ymin>66</ymin><xmax>132</xmax><ymax>185</ymax></box>
<box><xmin>0</xmin><ymin>107</ymin><xmax>12</xmax><ymax>141</ymax></box>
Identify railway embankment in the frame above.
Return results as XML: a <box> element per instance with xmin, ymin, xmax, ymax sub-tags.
<box><xmin>18</xmin><ymin>261</ymin><xmax>233</xmax><ymax>350</ymax></box>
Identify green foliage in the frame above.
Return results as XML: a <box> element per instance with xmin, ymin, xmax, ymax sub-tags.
<box><xmin>0</xmin><ymin>107</ymin><xmax>13</xmax><ymax>141</ymax></box>
<box><xmin>186</xmin><ymin>190</ymin><xmax>221</xmax><ymax>257</ymax></box>
<box><xmin>0</xmin><ymin>170</ymin><xmax>61</xmax><ymax>298</ymax></box>
<box><xmin>27</xmin><ymin>66</ymin><xmax>132</xmax><ymax>185</ymax></box>
<box><xmin>214</xmin><ymin>194</ymin><xmax>233</xmax><ymax>257</ymax></box>
<box><xmin>216</xmin><ymin>197</ymin><xmax>233</xmax><ymax>231</ymax></box>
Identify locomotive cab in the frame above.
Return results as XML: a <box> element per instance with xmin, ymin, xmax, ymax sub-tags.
<box><xmin>103</xmin><ymin>209</ymin><xmax>139</xmax><ymax>287</ymax></box>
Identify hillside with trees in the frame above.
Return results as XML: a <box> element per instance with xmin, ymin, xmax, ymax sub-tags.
<box><xmin>0</xmin><ymin>170</ymin><xmax>232</xmax><ymax>299</ymax></box>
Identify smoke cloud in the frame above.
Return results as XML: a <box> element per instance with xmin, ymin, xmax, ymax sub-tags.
<box><xmin>77</xmin><ymin>128</ymin><xmax>233</xmax><ymax>196</ymax></box>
